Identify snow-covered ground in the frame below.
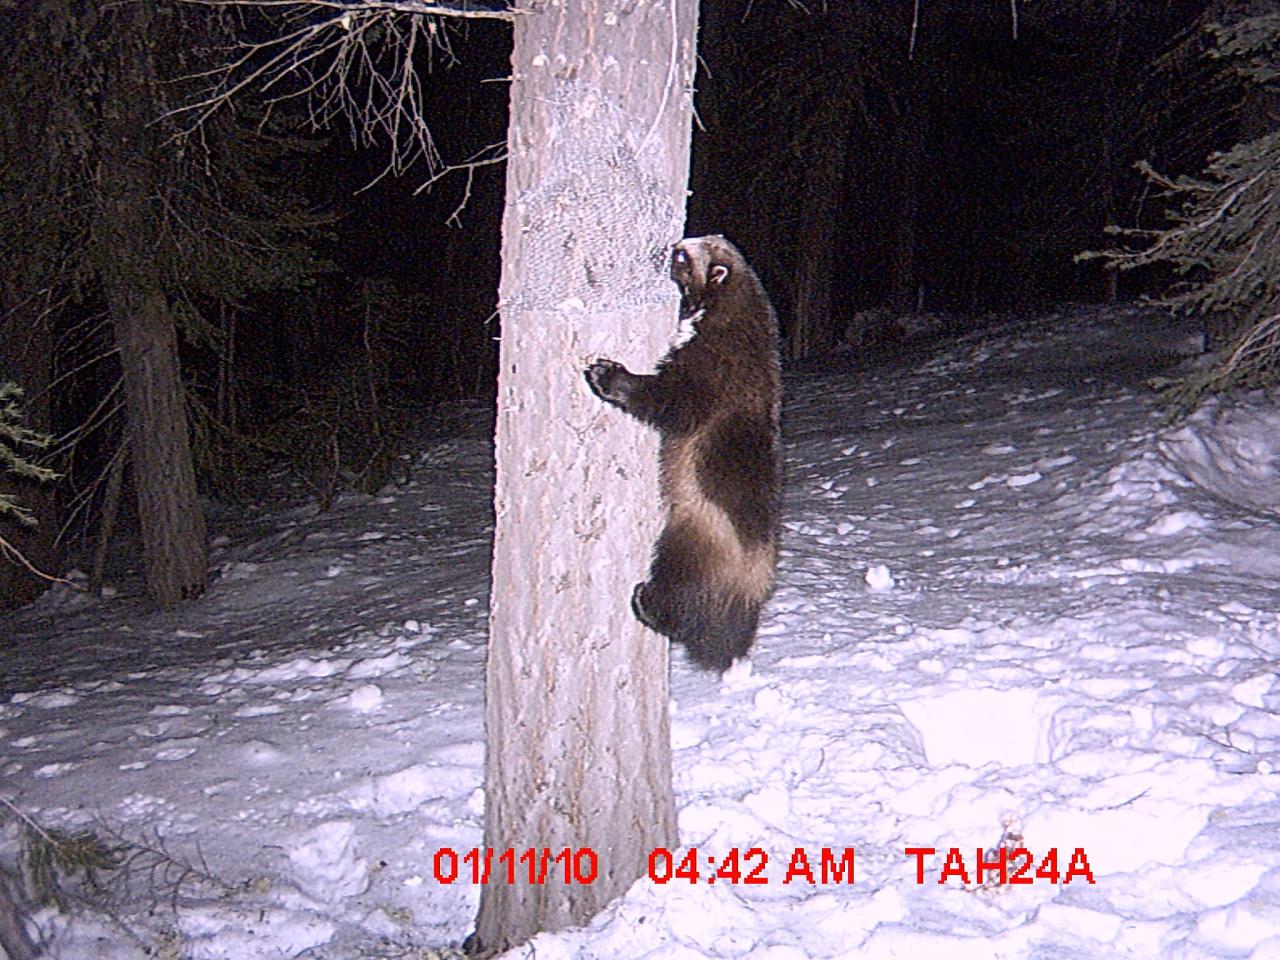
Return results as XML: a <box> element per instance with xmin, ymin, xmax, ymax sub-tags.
<box><xmin>3</xmin><ymin>304</ymin><xmax>1280</xmax><ymax>959</ymax></box>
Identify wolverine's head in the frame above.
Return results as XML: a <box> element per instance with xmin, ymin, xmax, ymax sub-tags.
<box><xmin>670</xmin><ymin>234</ymin><xmax>742</xmax><ymax>300</ymax></box>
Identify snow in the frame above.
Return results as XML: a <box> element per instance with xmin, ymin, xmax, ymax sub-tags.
<box><xmin>4</xmin><ymin>303</ymin><xmax>1280</xmax><ymax>958</ymax></box>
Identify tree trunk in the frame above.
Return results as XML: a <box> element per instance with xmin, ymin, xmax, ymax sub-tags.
<box><xmin>471</xmin><ymin>0</ymin><xmax>698</xmax><ymax>953</ymax></box>
<box><xmin>106</xmin><ymin>285</ymin><xmax>208</xmax><ymax>603</ymax></box>
<box><xmin>685</xmin><ymin>0</ymin><xmax>736</xmax><ymax>235</ymax></box>
<box><xmin>1100</xmin><ymin>0</ymin><xmax>1122</xmax><ymax>303</ymax></box>
<box><xmin>789</xmin><ymin>104</ymin><xmax>851</xmax><ymax>359</ymax></box>
<box><xmin>98</xmin><ymin>3</ymin><xmax>207</xmax><ymax>604</ymax></box>
<box><xmin>888</xmin><ymin>79</ymin><xmax>928</xmax><ymax>314</ymax></box>
<box><xmin>889</xmin><ymin>0</ymin><xmax>950</xmax><ymax>314</ymax></box>
<box><xmin>790</xmin><ymin>225</ymin><xmax>837</xmax><ymax>359</ymax></box>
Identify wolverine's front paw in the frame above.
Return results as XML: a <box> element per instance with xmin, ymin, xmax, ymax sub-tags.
<box><xmin>584</xmin><ymin>358</ymin><xmax>631</xmax><ymax>406</ymax></box>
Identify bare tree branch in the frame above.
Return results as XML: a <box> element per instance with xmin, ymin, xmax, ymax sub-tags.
<box><xmin>166</xmin><ymin>0</ymin><xmax>509</xmax><ymax>188</ymax></box>
<box><xmin>166</xmin><ymin>1</ymin><xmax>514</xmax><ymax>187</ymax></box>
<box><xmin>180</xmin><ymin>0</ymin><xmax>516</xmax><ymax>19</ymax></box>
<box><xmin>410</xmin><ymin>139</ymin><xmax>506</xmax><ymax>223</ymax></box>
<box><xmin>0</xmin><ymin>533</ymin><xmax>70</xmax><ymax>586</ymax></box>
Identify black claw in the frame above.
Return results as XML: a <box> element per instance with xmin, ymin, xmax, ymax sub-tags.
<box><xmin>631</xmin><ymin>581</ymin><xmax>659</xmax><ymax>633</ymax></box>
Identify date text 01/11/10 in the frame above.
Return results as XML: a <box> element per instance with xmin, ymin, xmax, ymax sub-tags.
<box><xmin>432</xmin><ymin>847</ymin><xmax>599</xmax><ymax>885</ymax></box>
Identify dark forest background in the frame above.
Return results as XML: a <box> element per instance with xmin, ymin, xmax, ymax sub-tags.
<box><xmin>2</xmin><ymin>0</ymin><xmax>1276</xmax><ymax>610</ymax></box>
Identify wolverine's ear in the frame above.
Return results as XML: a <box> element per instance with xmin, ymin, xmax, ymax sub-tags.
<box><xmin>709</xmin><ymin>263</ymin><xmax>730</xmax><ymax>286</ymax></box>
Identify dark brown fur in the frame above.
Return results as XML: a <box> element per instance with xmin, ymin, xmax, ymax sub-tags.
<box><xmin>584</xmin><ymin>235</ymin><xmax>781</xmax><ymax>672</ymax></box>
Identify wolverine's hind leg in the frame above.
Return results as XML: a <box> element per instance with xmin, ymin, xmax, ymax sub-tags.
<box><xmin>630</xmin><ymin>524</ymin><xmax>708</xmax><ymax>641</ymax></box>
<box><xmin>635</xmin><ymin>578</ymin><xmax>735</xmax><ymax>670</ymax></box>
<box><xmin>631</xmin><ymin>576</ymin><xmax>707</xmax><ymax>641</ymax></box>
<box><xmin>631</xmin><ymin>522</ymin><xmax>761</xmax><ymax>673</ymax></box>
<box><xmin>673</xmin><ymin>595</ymin><xmax>758</xmax><ymax>673</ymax></box>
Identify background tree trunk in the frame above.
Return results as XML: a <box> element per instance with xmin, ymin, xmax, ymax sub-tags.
<box><xmin>788</xmin><ymin>104</ymin><xmax>852</xmax><ymax>359</ymax></box>
<box><xmin>105</xmin><ymin>286</ymin><xmax>207</xmax><ymax>602</ymax></box>
<box><xmin>473</xmin><ymin>0</ymin><xmax>698</xmax><ymax>952</ymax></box>
<box><xmin>888</xmin><ymin>0</ymin><xmax>950</xmax><ymax>314</ymax></box>
<box><xmin>98</xmin><ymin>3</ymin><xmax>207</xmax><ymax>603</ymax></box>
<box><xmin>888</xmin><ymin>70</ymin><xmax>929</xmax><ymax>313</ymax></box>
<box><xmin>1099</xmin><ymin>0</ymin><xmax>1122</xmax><ymax>304</ymax></box>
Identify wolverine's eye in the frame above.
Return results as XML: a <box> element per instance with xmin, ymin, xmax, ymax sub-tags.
<box><xmin>673</xmin><ymin>249</ymin><xmax>688</xmax><ymax>264</ymax></box>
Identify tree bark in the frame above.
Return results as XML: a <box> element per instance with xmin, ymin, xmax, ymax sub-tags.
<box><xmin>789</xmin><ymin>103</ymin><xmax>851</xmax><ymax>359</ymax></box>
<box><xmin>1100</xmin><ymin>0</ymin><xmax>1122</xmax><ymax>303</ymax></box>
<box><xmin>98</xmin><ymin>3</ymin><xmax>207</xmax><ymax>604</ymax></box>
<box><xmin>888</xmin><ymin>0</ymin><xmax>950</xmax><ymax>314</ymax></box>
<box><xmin>105</xmin><ymin>284</ymin><xmax>208</xmax><ymax>603</ymax></box>
<box><xmin>888</xmin><ymin>77</ymin><xmax>929</xmax><ymax>314</ymax></box>
<box><xmin>472</xmin><ymin>0</ymin><xmax>698</xmax><ymax>953</ymax></box>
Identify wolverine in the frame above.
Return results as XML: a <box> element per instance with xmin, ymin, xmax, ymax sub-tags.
<box><xmin>584</xmin><ymin>235</ymin><xmax>782</xmax><ymax>672</ymax></box>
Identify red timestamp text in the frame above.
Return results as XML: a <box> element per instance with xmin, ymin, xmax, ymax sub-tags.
<box><xmin>432</xmin><ymin>847</ymin><xmax>599</xmax><ymax>885</ymax></box>
<box><xmin>648</xmin><ymin>846</ymin><xmax>855</xmax><ymax>885</ymax></box>
<box><xmin>905</xmin><ymin>846</ymin><xmax>1096</xmax><ymax>885</ymax></box>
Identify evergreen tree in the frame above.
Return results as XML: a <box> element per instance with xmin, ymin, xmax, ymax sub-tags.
<box><xmin>1092</xmin><ymin>12</ymin><xmax>1280</xmax><ymax>407</ymax></box>
<box><xmin>0</xmin><ymin>0</ymin><xmax>330</xmax><ymax>603</ymax></box>
<box><xmin>0</xmin><ymin>385</ymin><xmax>57</xmax><ymax>528</ymax></box>
<box><xmin>0</xmin><ymin>382</ymin><xmax>60</xmax><ymax>602</ymax></box>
